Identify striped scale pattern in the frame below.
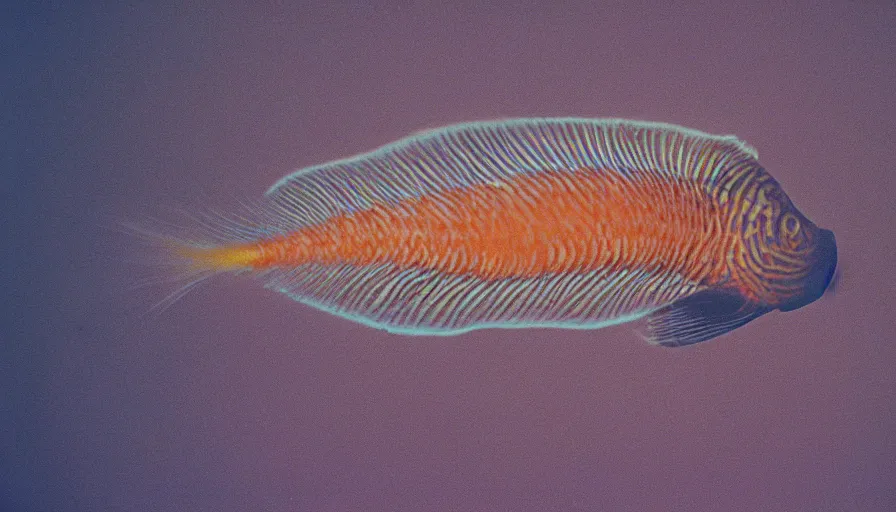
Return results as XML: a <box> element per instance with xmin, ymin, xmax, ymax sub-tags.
<box><xmin>264</xmin><ymin>118</ymin><xmax>761</xmax><ymax>230</ymax></box>
<box><xmin>227</xmin><ymin>118</ymin><xmax>775</xmax><ymax>334</ymax></box>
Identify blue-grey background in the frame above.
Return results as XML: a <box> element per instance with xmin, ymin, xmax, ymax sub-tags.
<box><xmin>4</xmin><ymin>2</ymin><xmax>895</xmax><ymax>510</ymax></box>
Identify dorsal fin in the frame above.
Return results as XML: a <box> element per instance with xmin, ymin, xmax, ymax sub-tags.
<box><xmin>263</xmin><ymin>118</ymin><xmax>764</xmax><ymax>233</ymax></box>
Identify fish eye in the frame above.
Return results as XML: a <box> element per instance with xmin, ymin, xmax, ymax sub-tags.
<box><xmin>780</xmin><ymin>213</ymin><xmax>800</xmax><ymax>238</ymax></box>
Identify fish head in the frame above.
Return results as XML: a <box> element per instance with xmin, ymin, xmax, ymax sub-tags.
<box><xmin>748</xmin><ymin>182</ymin><xmax>837</xmax><ymax>311</ymax></box>
<box><xmin>734</xmin><ymin>177</ymin><xmax>838</xmax><ymax>312</ymax></box>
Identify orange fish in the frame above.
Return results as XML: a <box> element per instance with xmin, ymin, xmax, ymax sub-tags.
<box><xmin>158</xmin><ymin>118</ymin><xmax>837</xmax><ymax>347</ymax></box>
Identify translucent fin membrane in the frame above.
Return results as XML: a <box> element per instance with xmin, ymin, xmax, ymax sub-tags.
<box><xmin>260</xmin><ymin>262</ymin><xmax>700</xmax><ymax>334</ymax></box>
<box><xmin>264</xmin><ymin>118</ymin><xmax>763</xmax><ymax>233</ymax></box>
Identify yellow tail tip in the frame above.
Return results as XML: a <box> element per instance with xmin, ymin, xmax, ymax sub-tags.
<box><xmin>170</xmin><ymin>243</ymin><xmax>259</xmax><ymax>272</ymax></box>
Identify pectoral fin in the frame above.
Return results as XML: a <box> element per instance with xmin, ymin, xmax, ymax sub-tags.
<box><xmin>646</xmin><ymin>289</ymin><xmax>770</xmax><ymax>347</ymax></box>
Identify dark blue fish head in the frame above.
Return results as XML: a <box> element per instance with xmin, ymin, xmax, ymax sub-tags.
<box><xmin>778</xmin><ymin>228</ymin><xmax>837</xmax><ymax>312</ymax></box>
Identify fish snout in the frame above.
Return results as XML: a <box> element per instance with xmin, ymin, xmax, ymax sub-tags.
<box><xmin>778</xmin><ymin>228</ymin><xmax>837</xmax><ymax>312</ymax></box>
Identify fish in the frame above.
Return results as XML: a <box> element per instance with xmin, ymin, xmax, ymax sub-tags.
<box><xmin>154</xmin><ymin>118</ymin><xmax>838</xmax><ymax>347</ymax></box>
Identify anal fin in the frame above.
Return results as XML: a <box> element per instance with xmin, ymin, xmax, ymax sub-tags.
<box><xmin>646</xmin><ymin>289</ymin><xmax>769</xmax><ymax>348</ymax></box>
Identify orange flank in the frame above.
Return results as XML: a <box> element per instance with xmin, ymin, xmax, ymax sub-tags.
<box><xmin>208</xmin><ymin>167</ymin><xmax>730</xmax><ymax>284</ymax></box>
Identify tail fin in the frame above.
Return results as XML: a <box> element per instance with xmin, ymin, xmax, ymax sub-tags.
<box><xmin>117</xmin><ymin>207</ymin><xmax>265</xmax><ymax>316</ymax></box>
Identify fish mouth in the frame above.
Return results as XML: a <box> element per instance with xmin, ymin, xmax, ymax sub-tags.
<box><xmin>778</xmin><ymin>228</ymin><xmax>837</xmax><ymax>312</ymax></box>
<box><xmin>817</xmin><ymin>229</ymin><xmax>838</xmax><ymax>294</ymax></box>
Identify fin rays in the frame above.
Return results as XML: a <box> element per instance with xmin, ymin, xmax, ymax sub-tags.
<box><xmin>264</xmin><ymin>118</ymin><xmax>763</xmax><ymax>234</ymax></box>
<box><xmin>260</xmin><ymin>261</ymin><xmax>699</xmax><ymax>335</ymax></box>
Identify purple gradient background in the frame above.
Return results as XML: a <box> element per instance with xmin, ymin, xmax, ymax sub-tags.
<box><xmin>4</xmin><ymin>2</ymin><xmax>896</xmax><ymax>511</ymax></box>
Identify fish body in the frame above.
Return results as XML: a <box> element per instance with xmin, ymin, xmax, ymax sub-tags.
<box><xmin>170</xmin><ymin>118</ymin><xmax>837</xmax><ymax>346</ymax></box>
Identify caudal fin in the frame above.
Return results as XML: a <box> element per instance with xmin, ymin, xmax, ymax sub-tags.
<box><xmin>118</xmin><ymin>209</ymin><xmax>264</xmax><ymax>315</ymax></box>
